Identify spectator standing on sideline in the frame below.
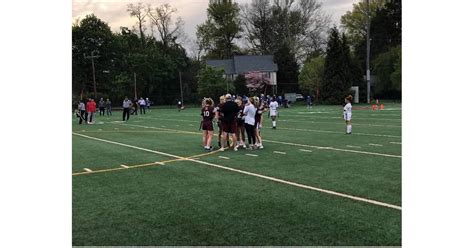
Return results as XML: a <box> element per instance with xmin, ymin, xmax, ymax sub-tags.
<box><xmin>146</xmin><ymin>97</ymin><xmax>151</xmax><ymax>112</ymax></box>
<box><xmin>106</xmin><ymin>98</ymin><xmax>112</xmax><ymax>116</ymax></box>
<box><xmin>98</xmin><ymin>98</ymin><xmax>105</xmax><ymax>116</ymax></box>
<box><xmin>306</xmin><ymin>95</ymin><xmax>313</xmax><ymax>109</ymax></box>
<box><xmin>86</xmin><ymin>98</ymin><xmax>96</xmax><ymax>124</ymax></box>
<box><xmin>177</xmin><ymin>100</ymin><xmax>183</xmax><ymax>111</ymax></box>
<box><xmin>132</xmin><ymin>98</ymin><xmax>139</xmax><ymax>115</ymax></box>
<box><xmin>139</xmin><ymin>97</ymin><xmax>146</xmax><ymax>114</ymax></box>
<box><xmin>122</xmin><ymin>96</ymin><xmax>132</xmax><ymax>121</ymax></box>
<box><xmin>77</xmin><ymin>100</ymin><xmax>86</xmax><ymax>124</ymax></box>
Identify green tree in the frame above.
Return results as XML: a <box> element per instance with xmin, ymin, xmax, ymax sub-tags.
<box><xmin>373</xmin><ymin>45</ymin><xmax>401</xmax><ymax>99</ymax></box>
<box><xmin>197</xmin><ymin>66</ymin><xmax>233</xmax><ymax>100</ymax></box>
<box><xmin>233</xmin><ymin>74</ymin><xmax>249</xmax><ymax>96</ymax></box>
<box><xmin>298</xmin><ymin>56</ymin><xmax>324</xmax><ymax>102</ymax></box>
<box><xmin>196</xmin><ymin>0</ymin><xmax>242</xmax><ymax>59</ymax></box>
<box><xmin>340</xmin><ymin>0</ymin><xmax>387</xmax><ymax>45</ymax></box>
<box><xmin>274</xmin><ymin>41</ymin><xmax>299</xmax><ymax>94</ymax></box>
<box><xmin>72</xmin><ymin>14</ymin><xmax>116</xmax><ymax>99</ymax></box>
<box><xmin>321</xmin><ymin>27</ymin><xmax>354</xmax><ymax>104</ymax></box>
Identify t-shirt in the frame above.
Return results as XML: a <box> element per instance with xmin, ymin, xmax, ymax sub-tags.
<box><xmin>243</xmin><ymin>104</ymin><xmax>256</xmax><ymax>126</ymax></box>
<box><xmin>78</xmin><ymin>102</ymin><xmax>85</xmax><ymax>111</ymax></box>
<box><xmin>138</xmin><ymin>99</ymin><xmax>146</xmax><ymax>106</ymax></box>
<box><xmin>86</xmin><ymin>101</ymin><xmax>96</xmax><ymax>112</ymax></box>
<box><xmin>123</xmin><ymin>100</ymin><xmax>131</xmax><ymax>108</ymax></box>
<box><xmin>220</xmin><ymin>100</ymin><xmax>239</xmax><ymax>123</ymax></box>
<box><xmin>98</xmin><ymin>100</ymin><xmax>105</xmax><ymax>108</ymax></box>
<box><xmin>269</xmin><ymin>101</ymin><xmax>278</xmax><ymax>112</ymax></box>
<box><xmin>344</xmin><ymin>103</ymin><xmax>352</xmax><ymax>115</ymax></box>
<box><xmin>201</xmin><ymin>106</ymin><xmax>215</xmax><ymax>121</ymax></box>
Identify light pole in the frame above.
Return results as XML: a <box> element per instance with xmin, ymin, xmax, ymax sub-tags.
<box><xmin>366</xmin><ymin>0</ymin><xmax>371</xmax><ymax>104</ymax></box>
<box><xmin>179</xmin><ymin>71</ymin><xmax>184</xmax><ymax>106</ymax></box>
<box><xmin>84</xmin><ymin>51</ymin><xmax>100</xmax><ymax>98</ymax></box>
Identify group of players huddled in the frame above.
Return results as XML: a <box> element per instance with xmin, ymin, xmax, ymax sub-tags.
<box><xmin>200</xmin><ymin>94</ymin><xmax>279</xmax><ymax>152</ymax></box>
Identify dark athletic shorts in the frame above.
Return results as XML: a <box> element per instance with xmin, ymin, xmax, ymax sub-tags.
<box><xmin>221</xmin><ymin>120</ymin><xmax>237</xmax><ymax>134</ymax></box>
<box><xmin>202</xmin><ymin>120</ymin><xmax>214</xmax><ymax>131</ymax></box>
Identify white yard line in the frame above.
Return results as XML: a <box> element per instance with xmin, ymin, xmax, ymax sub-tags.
<box><xmin>120</xmin><ymin>165</ymin><xmax>129</xmax><ymax>169</ymax></box>
<box><xmin>155</xmin><ymin>162</ymin><xmax>165</xmax><ymax>165</ymax></box>
<box><xmin>390</xmin><ymin>142</ymin><xmax>402</xmax><ymax>145</ymax></box>
<box><xmin>369</xmin><ymin>143</ymin><xmax>384</xmax><ymax>147</ymax></box>
<box><xmin>73</xmin><ymin>132</ymin><xmax>401</xmax><ymax>211</ymax></box>
<box><xmin>83</xmin><ymin>168</ymin><xmax>92</xmax><ymax>172</ymax></box>
<box><xmin>299</xmin><ymin>149</ymin><xmax>313</xmax><ymax>152</ymax></box>
<box><xmin>346</xmin><ymin>145</ymin><xmax>361</xmax><ymax>149</ymax></box>
<box><xmin>273</xmin><ymin>151</ymin><xmax>287</xmax><ymax>155</ymax></box>
<box><xmin>219</xmin><ymin>156</ymin><xmax>230</xmax><ymax>160</ymax></box>
<box><xmin>245</xmin><ymin>154</ymin><xmax>258</xmax><ymax>157</ymax></box>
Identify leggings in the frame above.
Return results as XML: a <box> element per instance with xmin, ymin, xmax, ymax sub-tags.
<box><xmin>245</xmin><ymin>123</ymin><xmax>256</xmax><ymax>145</ymax></box>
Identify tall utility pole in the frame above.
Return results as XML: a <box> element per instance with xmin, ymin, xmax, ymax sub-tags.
<box><xmin>179</xmin><ymin>72</ymin><xmax>184</xmax><ymax>106</ymax></box>
<box><xmin>134</xmin><ymin>73</ymin><xmax>137</xmax><ymax>99</ymax></box>
<box><xmin>84</xmin><ymin>51</ymin><xmax>100</xmax><ymax>98</ymax></box>
<box><xmin>366</xmin><ymin>0</ymin><xmax>371</xmax><ymax>104</ymax></box>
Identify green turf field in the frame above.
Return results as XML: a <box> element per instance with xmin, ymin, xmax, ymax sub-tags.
<box><xmin>72</xmin><ymin>103</ymin><xmax>402</xmax><ymax>246</ymax></box>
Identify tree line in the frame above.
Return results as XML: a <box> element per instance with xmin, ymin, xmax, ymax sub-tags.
<box><xmin>72</xmin><ymin>0</ymin><xmax>401</xmax><ymax>106</ymax></box>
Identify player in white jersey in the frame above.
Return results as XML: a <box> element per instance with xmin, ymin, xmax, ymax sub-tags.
<box><xmin>343</xmin><ymin>95</ymin><xmax>353</xmax><ymax>134</ymax></box>
<box><xmin>269</xmin><ymin>96</ymin><xmax>279</xmax><ymax>129</ymax></box>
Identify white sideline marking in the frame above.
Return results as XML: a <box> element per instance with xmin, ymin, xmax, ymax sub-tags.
<box><xmin>219</xmin><ymin>156</ymin><xmax>230</xmax><ymax>160</ymax></box>
<box><xmin>83</xmin><ymin>168</ymin><xmax>92</xmax><ymax>172</ymax></box>
<box><xmin>114</xmin><ymin>128</ymin><xmax>119</xmax><ymax>130</ymax></box>
<box><xmin>245</xmin><ymin>154</ymin><xmax>258</xmax><ymax>157</ymax></box>
<box><xmin>275</xmin><ymin>127</ymin><xmax>401</xmax><ymax>138</ymax></box>
<box><xmin>299</xmin><ymin>149</ymin><xmax>312</xmax><ymax>152</ymax></box>
<box><xmin>98</xmin><ymin>129</ymin><xmax>102</xmax><ymax>131</ymax></box>
<box><xmin>390</xmin><ymin>142</ymin><xmax>402</xmax><ymax>145</ymax></box>
<box><xmin>155</xmin><ymin>162</ymin><xmax>165</xmax><ymax>165</ymax></box>
<box><xmin>161</xmin><ymin>126</ymin><xmax>166</xmax><ymax>128</ymax></box>
<box><xmin>118</xmin><ymin>123</ymin><xmax>402</xmax><ymax>158</ymax></box>
<box><xmin>346</xmin><ymin>145</ymin><xmax>361</xmax><ymax>149</ymax></box>
<box><xmin>81</xmin><ymin>130</ymin><xmax>85</xmax><ymax>132</ymax></box>
<box><xmin>73</xmin><ymin>132</ymin><xmax>401</xmax><ymax>211</ymax></box>
<box><xmin>188</xmin><ymin>124</ymin><xmax>193</xmax><ymax>126</ymax></box>
<box><xmin>273</xmin><ymin>151</ymin><xmax>287</xmax><ymax>155</ymax></box>
<box><xmin>264</xmin><ymin>140</ymin><xmax>401</xmax><ymax>158</ymax></box>
<box><xmin>120</xmin><ymin>165</ymin><xmax>129</xmax><ymax>168</ymax></box>
<box><xmin>369</xmin><ymin>143</ymin><xmax>383</xmax><ymax>147</ymax></box>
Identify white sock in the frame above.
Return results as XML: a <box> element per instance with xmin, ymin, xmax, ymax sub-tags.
<box><xmin>349</xmin><ymin>125</ymin><xmax>352</xmax><ymax>133</ymax></box>
<box><xmin>272</xmin><ymin>121</ymin><xmax>276</xmax><ymax>127</ymax></box>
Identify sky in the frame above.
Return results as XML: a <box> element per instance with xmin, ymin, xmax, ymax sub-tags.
<box><xmin>72</xmin><ymin>0</ymin><xmax>358</xmax><ymax>51</ymax></box>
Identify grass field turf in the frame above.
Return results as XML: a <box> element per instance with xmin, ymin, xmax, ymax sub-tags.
<box><xmin>72</xmin><ymin>103</ymin><xmax>401</xmax><ymax>246</ymax></box>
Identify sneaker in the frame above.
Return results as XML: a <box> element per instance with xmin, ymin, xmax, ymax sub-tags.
<box><xmin>242</xmin><ymin>144</ymin><xmax>247</xmax><ymax>148</ymax></box>
<box><xmin>272</xmin><ymin>126</ymin><xmax>276</xmax><ymax>129</ymax></box>
<box><xmin>218</xmin><ymin>147</ymin><xmax>225</xmax><ymax>152</ymax></box>
<box><xmin>234</xmin><ymin>146</ymin><xmax>239</xmax><ymax>151</ymax></box>
<box><xmin>258</xmin><ymin>145</ymin><xmax>264</xmax><ymax>149</ymax></box>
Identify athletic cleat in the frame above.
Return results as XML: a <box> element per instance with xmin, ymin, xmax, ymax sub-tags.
<box><xmin>234</xmin><ymin>146</ymin><xmax>239</xmax><ymax>151</ymax></box>
<box><xmin>242</xmin><ymin>144</ymin><xmax>247</xmax><ymax>148</ymax></box>
<box><xmin>258</xmin><ymin>145</ymin><xmax>264</xmax><ymax>149</ymax></box>
<box><xmin>272</xmin><ymin>126</ymin><xmax>276</xmax><ymax>129</ymax></box>
<box><xmin>218</xmin><ymin>147</ymin><xmax>225</xmax><ymax>152</ymax></box>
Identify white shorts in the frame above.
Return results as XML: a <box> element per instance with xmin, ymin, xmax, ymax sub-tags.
<box><xmin>344</xmin><ymin>113</ymin><xmax>352</xmax><ymax>121</ymax></box>
<box><xmin>270</xmin><ymin>110</ymin><xmax>277</xmax><ymax>117</ymax></box>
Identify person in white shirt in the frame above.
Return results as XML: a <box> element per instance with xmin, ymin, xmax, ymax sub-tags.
<box><xmin>243</xmin><ymin>97</ymin><xmax>257</xmax><ymax>149</ymax></box>
<box><xmin>138</xmin><ymin>97</ymin><xmax>146</xmax><ymax>114</ymax></box>
<box><xmin>343</xmin><ymin>95</ymin><xmax>353</xmax><ymax>134</ymax></box>
<box><xmin>269</xmin><ymin>96</ymin><xmax>279</xmax><ymax>129</ymax></box>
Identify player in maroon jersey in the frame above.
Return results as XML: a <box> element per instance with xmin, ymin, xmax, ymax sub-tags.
<box><xmin>235</xmin><ymin>98</ymin><xmax>247</xmax><ymax>149</ymax></box>
<box><xmin>201</xmin><ymin>98</ymin><xmax>215</xmax><ymax>151</ymax></box>
<box><xmin>215</xmin><ymin>95</ymin><xmax>227</xmax><ymax>148</ymax></box>
<box><xmin>254</xmin><ymin>97</ymin><xmax>267</xmax><ymax>149</ymax></box>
